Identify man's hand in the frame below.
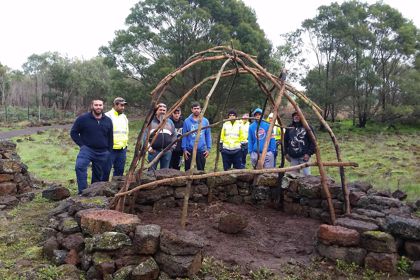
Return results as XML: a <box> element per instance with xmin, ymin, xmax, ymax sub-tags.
<box><xmin>148</xmin><ymin>148</ymin><xmax>155</xmax><ymax>154</ymax></box>
<box><xmin>303</xmin><ymin>154</ymin><xmax>310</xmax><ymax>162</ymax></box>
<box><xmin>203</xmin><ymin>150</ymin><xmax>210</xmax><ymax>158</ymax></box>
<box><xmin>184</xmin><ymin>150</ymin><xmax>190</xmax><ymax>160</ymax></box>
<box><xmin>285</xmin><ymin>154</ymin><xmax>291</xmax><ymax>162</ymax></box>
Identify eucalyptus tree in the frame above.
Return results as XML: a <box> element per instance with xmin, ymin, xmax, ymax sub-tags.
<box><xmin>100</xmin><ymin>0</ymin><xmax>271</xmax><ymax>116</ymax></box>
<box><xmin>300</xmin><ymin>0</ymin><xmax>419</xmax><ymax>127</ymax></box>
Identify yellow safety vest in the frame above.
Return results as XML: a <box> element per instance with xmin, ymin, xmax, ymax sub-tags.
<box><xmin>106</xmin><ymin>108</ymin><xmax>129</xmax><ymax>149</ymax></box>
<box><xmin>266</xmin><ymin>117</ymin><xmax>282</xmax><ymax>141</ymax></box>
<box><xmin>240</xmin><ymin>120</ymin><xmax>249</xmax><ymax>143</ymax></box>
<box><xmin>220</xmin><ymin>120</ymin><xmax>243</xmax><ymax>150</ymax></box>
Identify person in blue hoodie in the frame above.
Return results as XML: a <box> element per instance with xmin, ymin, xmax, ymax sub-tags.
<box><xmin>181</xmin><ymin>102</ymin><xmax>212</xmax><ymax>171</ymax></box>
<box><xmin>248</xmin><ymin>108</ymin><xmax>277</xmax><ymax>168</ymax></box>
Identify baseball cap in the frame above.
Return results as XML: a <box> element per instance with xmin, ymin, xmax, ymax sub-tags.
<box><xmin>252</xmin><ymin>108</ymin><xmax>263</xmax><ymax>116</ymax></box>
<box><xmin>268</xmin><ymin>113</ymin><xmax>274</xmax><ymax>119</ymax></box>
<box><xmin>113</xmin><ymin>97</ymin><xmax>127</xmax><ymax>105</ymax></box>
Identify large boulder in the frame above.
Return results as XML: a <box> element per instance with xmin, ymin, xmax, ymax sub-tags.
<box><xmin>318</xmin><ymin>224</ymin><xmax>360</xmax><ymax>247</ymax></box>
<box><xmin>159</xmin><ymin>230</ymin><xmax>204</xmax><ymax>256</ymax></box>
<box><xmin>255</xmin><ymin>173</ymin><xmax>278</xmax><ymax>187</ymax></box>
<box><xmin>364</xmin><ymin>252</ymin><xmax>398</xmax><ymax>274</ymax></box>
<box><xmin>62</xmin><ymin>233</ymin><xmax>84</xmax><ymax>252</ymax></box>
<box><xmin>81</xmin><ymin>181</ymin><xmax>120</xmax><ymax>197</ymax></box>
<box><xmin>360</xmin><ymin>231</ymin><xmax>397</xmax><ymax>253</ymax></box>
<box><xmin>336</xmin><ymin>217</ymin><xmax>378</xmax><ymax>233</ymax></box>
<box><xmin>133</xmin><ymin>224</ymin><xmax>161</xmax><ymax>255</ymax></box>
<box><xmin>131</xmin><ymin>257</ymin><xmax>160</xmax><ymax>280</ymax></box>
<box><xmin>136</xmin><ymin>186</ymin><xmax>174</xmax><ymax>204</ymax></box>
<box><xmin>0</xmin><ymin>182</ymin><xmax>17</xmax><ymax>196</ymax></box>
<box><xmin>85</xmin><ymin>232</ymin><xmax>132</xmax><ymax>252</ymax></box>
<box><xmin>385</xmin><ymin>215</ymin><xmax>420</xmax><ymax>240</ymax></box>
<box><xmin>42</xmin><ymin>184</ymin><xmax>71</xmax><ymax>201</ymax></box>
<box><xmin>155</xmin><ymin>251</ymin><xmax>202</xmax><ymax>278</ymax></box>
<box><xmin>207</xmin><ymin>174</ymin><xmax>236</xmax><ymax>186</ymax></box>
<box><xmin>316</xmin><ymin>243</ymin><xmax>366</xmax><ymax>265</ymax></box>
<box><xmin>404</xmin><ymin>241</ymin><xmax>420</xmax><ymax>260</ymax></box>
<box><xmin>218</xmin><ymin>213</ymin><xmax>248</xmax><ymax>234</ymax></box>
<box><xmin>155</xmin><ymin>169</ymin><xmax>186</xmax><ymax>187</ymax></box>
<box><xmin>79</xmin><ymin>209</ymin><xmax>141</xmax><ymax>235</ymax></box>
<box><xmin>0</xmin><ymin>160</ymin><xmax>22</xmax><ymax>173</ymax></box>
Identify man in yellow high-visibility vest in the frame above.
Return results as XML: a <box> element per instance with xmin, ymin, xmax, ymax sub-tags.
<box><xmin>103</xmin><ymin>97</ymin><xmax>129</xmax><ymax>180</ymax></box>
<box><xmin>220</xmin><ymin>110</ymin><xmax>243</xmax><ymax>170</ymax></box>
<box><xmin>240</xmin><ymin>113</ymin><xmax>250</xmax><ymax>168</ymax></box>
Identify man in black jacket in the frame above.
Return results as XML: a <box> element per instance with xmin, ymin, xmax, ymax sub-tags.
<box><xmin>70</xmin><ymin>99</ymin><xmax>113</xmax><ymax>194</ymax></box>
<box><xmin>169</xmin><ymin>107</ymin><xmax>184</xmax><ymax>170</ymax></box>
<box><xmin>284</xmin><ymin>112</ymin><xmax>315</xmax><ymax>175</ymax></box>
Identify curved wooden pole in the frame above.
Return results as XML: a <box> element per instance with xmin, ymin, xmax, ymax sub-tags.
<box><xmin>115</xmin><ymin>161</ymin><xmax>358</xmax><ymax>198</ymax></box>
<box><xmin>181</xmin><ymin>58</ymin><xmax>232</xmax><ymax>228</ymax></box>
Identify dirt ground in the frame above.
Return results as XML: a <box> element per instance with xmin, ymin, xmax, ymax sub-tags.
<box><xmin>139</xmin><ymin>202</ymin><xmax>321</xmax><ymax>274</ymax></box>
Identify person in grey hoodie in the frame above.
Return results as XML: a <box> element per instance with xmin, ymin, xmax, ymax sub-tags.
<box><xmin>146</xmin><ymin>103</ymin><xmax>176</xmax><ymax>170</ymax></box>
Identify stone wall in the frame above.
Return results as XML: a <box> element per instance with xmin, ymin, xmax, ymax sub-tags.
<box><xmin>0</xmin><ymin>140</ymin><xmax>34</xmax><ymax>210</ymax></box>
<box><xmin>45</xmin><ymin>197</ymin><xmax>204</xmax><ymax>279</ymax></box>
<box><xmin>46</xmin><ymin>168</ymin><xmax>420</xmax><ymax>278</ymax></box>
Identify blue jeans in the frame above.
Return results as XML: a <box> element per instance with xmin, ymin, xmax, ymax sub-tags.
<box><xmin>102</xmin><ymin>148</ymin><xmax>127</xmax><ymax>181</ymax></box>
<box><xmin>148</xmin><ymin>150</ymin><xmax>172</xmax><ymax>171</ymax></box>
<box><xmin>75</xmin><ymin>146</ymin><xmax>110</xmax><ymax>194</ymax></box>
<box><xmin>291</xmin><ymin>156</ymin><xmax>311</xmax><ymax>175</ymax></box>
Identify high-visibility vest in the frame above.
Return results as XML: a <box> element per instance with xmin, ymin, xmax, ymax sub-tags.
<box><xmin>220</xmin><ymin>120</ymin><xmax>243</xmax><ymax>150</ymax></box>
<box><xmin>266</xmin><ymin>117</ymin><xmax>282</xmax><ymax>141</ymax></box>
<box><xmin>240</xmin><ymin>120</ymin><xmax>249</xmax><ymax>143</ymax></box>
<box><xmin>106</xmin><ymin>108</ymin><xmax>129</xmax><ymax>149</ymax></box>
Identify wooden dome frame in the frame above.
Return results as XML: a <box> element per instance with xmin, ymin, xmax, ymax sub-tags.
<box><xmin>112</xmin><ymin>46</ymin><xmax>358</xmax><ymax>226</ymax></box>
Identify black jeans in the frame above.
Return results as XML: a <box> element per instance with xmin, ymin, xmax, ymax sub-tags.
<box><xmin>169</xmin><ymin>150</ymin><xmax>183</xmax><ymax>170</ymax></box>
<box><xmin>184</xmin><ymin>150</ymin><xmax>206</xmax><ymax>171</ymax></box>
<box><xmin>221</xmin><ymin>148</ymin><xmax>242</xmax><ymax>171</ymax></box>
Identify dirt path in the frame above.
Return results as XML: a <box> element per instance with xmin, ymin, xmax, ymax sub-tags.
<box><xmin>140</xmin><ymin>202</ymin><xmax>321</xmax><ymax>274</ymax></box>
<box><xmin>0</xmin><ymin>124</ymin><xmax>72</xmax><ymax>140</ymax></box>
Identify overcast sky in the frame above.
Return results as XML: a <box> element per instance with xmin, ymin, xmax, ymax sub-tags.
<box><xmin>0</xmin><ymin>0</ymin><xmax>419</xmax><ymax>70</ymax></box>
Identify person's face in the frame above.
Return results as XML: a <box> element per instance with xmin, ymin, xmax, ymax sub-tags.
<box><xmin>114</xmin><ymin>103</ymin><xmax>126</xmax><ymax>114</ymax></box>
<box><xmin>228</xmin><ymin>114</ymin><xmax>236</xmax><ymax>120</ymax></box>
<box><xmin>191</xmin><ymin>106</ymin><xmax>201</xmax><ymax>117</ymax></box>
<box><xmin>293</xmin><ymin>114</ymin><xmax>300</xmax><ymax>122</ymax></box>
<box><xmin>172</xmin><ymin>110</ymin><xmax>181</xmax><ymax>121</ymax></box>
<box><xmin>91</xmin><ymin>100</ymin><xmax>104</xmax><ymax>115</ymax></box>
<box><xmin>156</xmin><ymin>104</ymin><xmax>167</xmax><ymax>118</ymax></box>
<box><xmin>254</xmin><ymin>113</ymin><xmax>261</xmax><ymax>120</ymax></box>
<box><xmin>268</xmin><ymin>117</ymin><xmax>273</xmax><ymax>123</ymax></box>
<box><xmin>242</xmin><ymin>114</ymin><xmax>249</xmax><ymax>121</ymax></box>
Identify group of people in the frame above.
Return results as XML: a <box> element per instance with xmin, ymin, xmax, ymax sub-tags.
<box><xmin>70</xmin><ymin>99</ymin><xmax>315</xmax><ymax>195</ymax></box>
<box><xmin>144</xmin><ymin>102</ymin><xmax>316</xmax><ymax>175</ymax></box>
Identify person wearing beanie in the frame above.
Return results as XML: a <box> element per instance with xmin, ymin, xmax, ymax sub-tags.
<box><xmin>247</xmin><ymin>108</ymin><xmax>276</xmax><ymax>168</ymax></box>
<box><xmin>284</xmin><ymin>112</ymin><xmax>316</xmax><ymax>175</ymax></box>
<box><xmin>220</xmin><ymin>109</ymin><xmax>243</xmax><ymax>170</ymax></box>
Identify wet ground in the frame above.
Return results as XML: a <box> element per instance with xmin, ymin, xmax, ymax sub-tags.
<box><xmin>140</xmin><ymin>201</ymin><xmax>321</xmax><ymax>274</ymax></box>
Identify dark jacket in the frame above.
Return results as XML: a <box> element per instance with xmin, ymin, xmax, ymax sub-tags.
<box><xmin>284</xmin><ymin>121</ymin><xmax>315</xmax><ymax>158</ymax></box>
<box><xmin>170</xmin><ymin>117</ymin><xmax>184</xmax><ymax>152</ymax></box>
<box><xmin>148</xmin><ymin>116</ymin><xmax>176</xmax><ymax>150</ymax></box>
<box><xmin>70</xmin><ymin>112</ymin><xmax>113</xmax><ymax>152</ymax></box>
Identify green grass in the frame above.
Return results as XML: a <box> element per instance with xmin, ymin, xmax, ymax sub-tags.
<box><xmin>6</xmin><ymin>118</ymin><xmax>418</xmax><ymax>279</ymax></box>
<box><xmin>314</xmin><ymin>120</ymin><xmax>420</xmax><ymax>200</ymax></box>
<box><xmin>0</xmin><ymin>194</ymin><xmax>58</xmax><ymax>279</ymax></box>
<box><xmin>14</xmin><ymin>119</ymin><xmax>420</xmax><ymax>200</ymax></box>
